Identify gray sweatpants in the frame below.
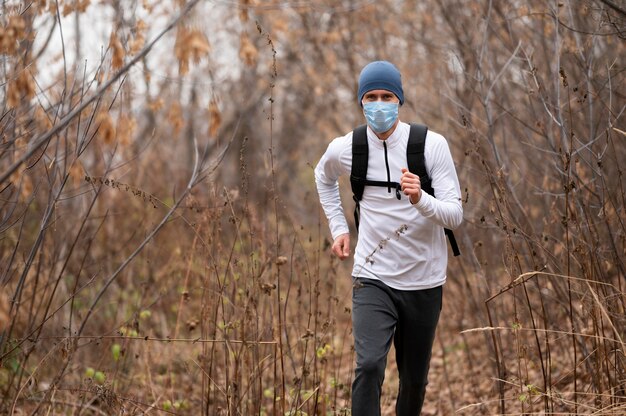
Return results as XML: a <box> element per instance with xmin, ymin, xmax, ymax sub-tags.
<box><xmin>351</xmin><ymin>277</ymin><xmax>442</xmax><ymax>416</ymax></box>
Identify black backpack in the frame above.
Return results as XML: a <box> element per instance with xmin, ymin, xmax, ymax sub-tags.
<box><xmin>350</xmin><ymin>123</ymin><xmax>460</xmax><ymax>256</ymax></box>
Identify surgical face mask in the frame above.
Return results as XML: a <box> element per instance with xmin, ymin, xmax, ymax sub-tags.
<box><xmin>363</xmin><ymin>102</ymin><xmax>399</xmax><ymax>133</ymax></box>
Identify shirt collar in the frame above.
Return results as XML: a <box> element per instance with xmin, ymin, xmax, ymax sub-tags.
<box><xmin>367</xmin><ymin>121</ymin><xmax>409</xmax><ymax>150</ymax></box>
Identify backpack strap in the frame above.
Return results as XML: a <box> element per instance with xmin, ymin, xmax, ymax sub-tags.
<box><xmin>407</xmin><ymin>124</ymin><xmax>461</xmax><ymax>257</ymax></box>
<box><xmin>350</xmin><ymin>125</ymin><xmax>368</xmax><ymax>230</ymax></box>
<box><xmin>406</xmin><ymin>124</ymin><xmax>430</xmax><ymax>191</ymax></box>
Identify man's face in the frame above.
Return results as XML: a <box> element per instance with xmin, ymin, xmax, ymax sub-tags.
<box><xmin>361</xmin><ymin>89</ymin><xmax>399</xmax><ymax>106</ymax></box>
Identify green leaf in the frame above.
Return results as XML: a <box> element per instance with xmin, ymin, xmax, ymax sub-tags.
<box><xmin>94</xmin><ymin>371</ymin><xmax>106</xmax><ymax>384</ymax></box>
<box><xmin>112</xmin><ymin>343</ymin><xmax>121</xmax><ymax>361</ymax></box>
<box><xmin>162</xmin><ymin>400</ymin><xmax>172</xmax><ymax>411</ymax></box>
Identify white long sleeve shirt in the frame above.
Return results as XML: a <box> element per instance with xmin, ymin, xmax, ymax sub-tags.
<box><xmin>314</xmin><ymin>121</ymin><xmax>463</xmax><ymax>290</ymax></box>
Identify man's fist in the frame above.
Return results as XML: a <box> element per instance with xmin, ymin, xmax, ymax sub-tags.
<box><xmin>332</xmin><ymin>233</ymin><xmax>350</xmax><ymax>260</ymax></box>
<box><xmin>400</xmin><ymin>168</ymin><xmax>422</xmax><ymax>205</ymax></box>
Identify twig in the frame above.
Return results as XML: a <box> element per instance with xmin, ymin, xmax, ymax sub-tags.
<box><xmin>460</xmin><ymin>326</ymin><xmax>622</xmax><ymax>344</ymax></box>
<box><xmin>33</xmin><ymin>335</ymin><xmax>278</xmax><ymax>344</ymax></box>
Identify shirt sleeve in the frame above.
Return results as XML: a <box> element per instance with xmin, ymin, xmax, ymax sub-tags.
<box><xmin>314</xmin><ymin>137</ymin><xmax>351</xmax><ymax>240</ymax></box>
<box><xmin>414</xmin><ymin>132</ymin><xmax>463</xmax><ymax>230</ymax></box>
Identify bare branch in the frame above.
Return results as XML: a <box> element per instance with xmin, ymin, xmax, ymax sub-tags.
<box><xmin>0</xmin><ymin>0</ymin><xmax>202</xmax><ymax>185</ymax></box>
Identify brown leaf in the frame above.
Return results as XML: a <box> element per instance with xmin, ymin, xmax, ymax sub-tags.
<box><xmin>148</xmin><ymin>98</ymin><xmax>164</xmax><ymax>112</ymax></box>
<box><xmin>129</xmin><ymin>32</ymin><xmax>145</xmax><ymax>55</ymax></box>
<box><xmin>188</xmin><ymin>31</ymin><xmax>210</xmax><ymax>64</ymax></box>
<box><xmin>109</xmin><ymin>32</ymin><xmax>125</xmax><ymax>70</ymax></box>
<box><xmin>238</xmin><ymin>0</ymin><xmax>255</xmax><ymax>22</ymax></box>
<box><xmin>0</xmin><ymin>15</ymin><xmax>26</xmax><ymax>55</ymax></box>
<box><xmin>33</xmin><ymin>0</ymin><xmax>48</xmax><ymax>15</ymax></box>
<box><xmin>6</xmin><ymin>79</ymin><xmax>21</xmax><ymax>109</ymax></box>
<box><xmin>168</xmin><ymin>102</ymin><xmax>184</xmax><ymax>136</ymax></box>
<box><xmin>175</xmin><ymin>27</ymin><xmax>210</xmax><ymax>74</ymax></box>
<box><xmin>239</xmin><ymin>33</ymin><xmax>258</xmax><ymax>67</ymax></box>
<box><xmin>7</xmin><ymin>70</ymin><xmax>35</xmax><ymax>109</ymax></box>
<box><xmin>95</xmin><ymin>112</ymin><xmax>116</xmax><ymax>145</ymax></box>
<box><xmin>208</xmin><ymin>99</ymin><xmax>221</xmax><ymax>137</ymax></box>
<box><xmin>77</xmin><ymin>0</ymin><xmax>91</xmax><ymax>13</ymax></box>
<box><xmin>174</xmin><ymin>27</ymin><xmax>191</xmax><ymax>75</ymax></box>
<box><xmin>117</xmin><ymin>115</ymin><xmax>136</xmax><ymax>146</ymax></box>
<box><xmin>21</xmin><ymin>173</ymin><xmax>33</xmax><ymax>198</ymax></box>
<box><xmin>35</xmin><ymin>107</ymin><xmax>53</xmax><ymax>131</ymax></box>
<box><xmin>69</xmin><ymin>163</ymin><xmax>85</xmax><ymax>185</ymax></box>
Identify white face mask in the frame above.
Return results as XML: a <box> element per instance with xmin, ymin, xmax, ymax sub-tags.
<box><xmin>363</xmin><ymin>102</ymin><xmax>399</xmax><ymax>133</ymax></box>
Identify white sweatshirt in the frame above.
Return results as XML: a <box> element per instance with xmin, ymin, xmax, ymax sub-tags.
<box><xmin>314</xmin><ymin>121</ymin><xmax>463</xmax><ymax>290</ymax></box>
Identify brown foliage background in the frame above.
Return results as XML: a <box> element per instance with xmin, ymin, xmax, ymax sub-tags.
<box><xmin>0</xmin><ymin>0</ymin><xmax>624</xmax><ymax>414</ymax></box>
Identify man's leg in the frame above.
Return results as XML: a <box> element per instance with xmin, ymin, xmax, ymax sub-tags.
<box><xmin>394</xmin><ymin>285</ymin><xmax>443</xmax><ymax>416</ymax></box>
<box><xmin>351</xmin><ymin>278</ymin><xmax>398</xmax><ymax>416</ymax></box>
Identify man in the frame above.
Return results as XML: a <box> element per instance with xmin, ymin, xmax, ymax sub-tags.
<box><xmin>314</xmin><ymin>61</ymin><xmax>463</xmax><ymax>415</ymax></box>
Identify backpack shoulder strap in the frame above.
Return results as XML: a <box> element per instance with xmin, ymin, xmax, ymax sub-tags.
<box><xmin>350</xmin><ymin>124</ymin><xmax>368</xmax><ymax>230</ymax></box>
<box><xmin>351</xmin><ymin>124</ymin><xmax>369</xmax><ymax>201</ymax></box>
<box><xmin>406</xmin><ymin>123</ymin><xmax>432</xmax><ymax>194</ymax></box>
<box><xmin>407</xmin><ymin>123</ymin><xmax>461</xmax><ymax>256</ymax></box>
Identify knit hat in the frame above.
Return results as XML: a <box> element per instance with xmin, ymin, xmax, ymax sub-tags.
<box><xmin>357</xmin><ymin>61</ymin><xmax>404</xmax><ymax>105</ymax></box>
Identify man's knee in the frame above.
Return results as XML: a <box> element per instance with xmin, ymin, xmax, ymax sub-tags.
<box><xmin>399</xmin><ymin>365</ymin><xmax>429</xmax><ymax>388</ymax></box>
<box><xmin>356</xmin><ymin>356</ymin><xmax>386</xmax><ymax>381</ymax></box>
<box><xmin>399</xmin><ymin>376</ymin><xmax>428</xmax><ymax>392</ymax></box>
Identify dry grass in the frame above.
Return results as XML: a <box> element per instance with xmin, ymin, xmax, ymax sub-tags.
<box><xmin>1</xmin><ymin>0</ymin><xmax>624</xmax><ymax>414</ymax></box>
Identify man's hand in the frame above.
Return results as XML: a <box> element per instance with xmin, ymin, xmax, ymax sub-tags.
<box><xmin>400</xmin><ymin>168</ymin><xmax>422</xmax><ymax>204</ymax></box>
<box><xmin>331</xmin><ymin>233</ymin><xmax>350</xmax><ymax>260</ymax></box>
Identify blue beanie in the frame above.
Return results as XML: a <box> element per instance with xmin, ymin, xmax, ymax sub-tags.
<box><xmin>357</xmin><ymin>61</ymin><xmax>404</xmax><ymax>105</ymax></box>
